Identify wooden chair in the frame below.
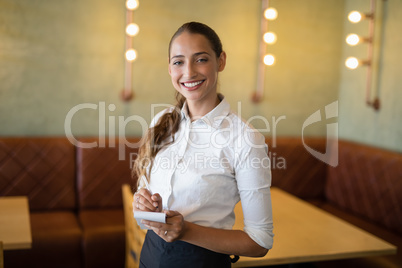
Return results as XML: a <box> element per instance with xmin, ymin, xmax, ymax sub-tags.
<box><xmin>122</xmin><ymin>184</ymin><xmax>147</xmax><ymax>268</ymax></box>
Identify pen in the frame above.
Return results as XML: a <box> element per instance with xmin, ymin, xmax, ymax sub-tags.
<box><xmin>140</xmin><ymin>175</ymin><xmax>152</xmax><ymax>195</ymax></box>
<box><xmin>140</xmin><ymin>175</ymin><xmax>159</xmax><ymax>209</ymax></box>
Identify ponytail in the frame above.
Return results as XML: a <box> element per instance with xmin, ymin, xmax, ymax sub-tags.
<box><xmin>132</xmin><ymin>92</ymin><xmax>186</xmax><ymax>186</ymax></box>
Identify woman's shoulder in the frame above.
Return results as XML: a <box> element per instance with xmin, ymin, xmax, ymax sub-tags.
<box><xmin>227</xmin><ymin>112</ymin><xmax>266</xmax><ymax>144</ymax></box>
<box><xmin>150</xmin><ymin>106</ymin><xmax>178</xmax><ymax>127</ymax></box>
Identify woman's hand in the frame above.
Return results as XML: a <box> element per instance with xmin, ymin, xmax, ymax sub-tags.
<box><xmin>133</xmin><ymin>188</ymin><xmax>162</xmax><ymax>212</ymax></box>
<box><xmin>142</xmin><ymin>210</ymin><xmax>186</xmax><ymax>242</ymax></box>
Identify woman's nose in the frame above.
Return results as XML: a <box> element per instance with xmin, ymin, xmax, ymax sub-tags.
<box><xmin>184</xmin><ymin>63</ymin><xmax>196</xmax><ymax>78</ymax></box>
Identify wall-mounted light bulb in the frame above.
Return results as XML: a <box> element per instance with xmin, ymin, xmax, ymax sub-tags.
<box><xmin>263</xmin><ymin>32</ymin><xmax>277</xmax><ymax>44</ymax></box>
<box><xmin>264</xmin><ymin>8</ymin><xmax>278</xmax><ymax>21</ymax></box>
<box><xmin>348</xmin><ymin>11</ymin><xmax>362</xmax><ymax>23</ymax></box>
<box><xmin>126</xmin><ymin>0</ymin><xmax>139</xmax><ymax>10</ymax></box>
<box><xmin>125</xmin><ymin>49</ymin><xmax>137</xmax><ymax>61</ymax></box>
<box><xmin>263</xmin><ymin>54</ymin><xmax>275</xmax><ymax>66</ymax></box>
<box><xmin>345</xmin><ymin>57</ymin><xmax>359</xmax><ymax>69</ymax></box>
<box><xmin>346</xmin><ymin>33</ymin><xmax>360</xmax><ymax>46</ymax></box>
<box><xmin>126</xmin><ymin>23</ymin><xmax>139</xmax><ymax>36</ymax></box>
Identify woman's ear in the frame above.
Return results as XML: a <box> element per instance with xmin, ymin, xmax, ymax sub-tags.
<box><xmin>218</xmin><ymin>51</ymin><xmax>227</xmax><ymax>72</ymax></box>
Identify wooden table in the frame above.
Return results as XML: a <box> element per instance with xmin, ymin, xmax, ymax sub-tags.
<box><xmin>232</xmin><ymin>187</ymin><xmax>397</xmax><ymax>267</ymax></box>
<box><xmin>0</xmin><ymin>196</ymin><xmax>32</xmax><ymax>250</ymax></box>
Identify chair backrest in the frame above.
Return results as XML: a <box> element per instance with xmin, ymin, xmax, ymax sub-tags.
<box><xmin>122</xmin><ymin>184</ymin><xmax>146</xmax><ymax>268</ymax></box>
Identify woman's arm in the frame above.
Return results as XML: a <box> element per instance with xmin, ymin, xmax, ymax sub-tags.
<box><xmin>181</xmin><ymin>220</ymin><xmax>268</xmax><ymax>257</ymax></box>
<box><xmin>142</xmin><ymin>210</ymin><xmax>269</xmax><ymax>257</ymax></box>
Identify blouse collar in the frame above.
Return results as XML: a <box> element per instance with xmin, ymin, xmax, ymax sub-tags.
<box><xmin>180</xmin><ymin>93</ymin><xmax>231</xmax><ymax>129</ymax></box>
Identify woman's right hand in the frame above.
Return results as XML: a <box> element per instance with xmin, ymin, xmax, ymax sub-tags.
<box><xmin>133</xmin><ymin>188</ymin><xmax>162</xmax><ymax>212</ymax></box>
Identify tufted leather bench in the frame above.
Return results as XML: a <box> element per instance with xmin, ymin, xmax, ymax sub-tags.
<box><xmin>76</xmin><ymin>137</ymin><xmax>140</xmax><ymax>268</ymax></box>
<box><xmin>0</xmin><ymin>138</ymin><xmax>82</xmax><ymax>268</ymax></box>
<box><xmin>0</xmin><ymin>137</ymin><xmax>140</xmax><ymax>268</ymax></box>
<box><xmin>267</xmin><ymin>137</ymin><xmax>402</xmax><ymax>267</ymax></box>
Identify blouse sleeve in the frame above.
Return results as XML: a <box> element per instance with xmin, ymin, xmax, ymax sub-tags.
<box><xmin>234</xmin><ymin>130</ymin><xmax>274</xmax><ymax>249</ymax></box>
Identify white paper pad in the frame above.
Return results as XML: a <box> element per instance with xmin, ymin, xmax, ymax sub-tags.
<box><xmin>134</xmin><ymin>211</ymin><xmax>166</xmax><ymax>229</ymax></box>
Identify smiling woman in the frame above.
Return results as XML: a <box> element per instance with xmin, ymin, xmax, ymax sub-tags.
<box><xmin>132</xmin><ymin>22</ymin><xmax>273</xmax><ymax>268</ymax></box>
<box><xmin>168</xmin><ymin>31</ymin><xmax>226</xmax><ymax>119</ymax></box>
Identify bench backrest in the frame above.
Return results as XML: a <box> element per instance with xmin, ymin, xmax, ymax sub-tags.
<box><xmin>0</xmin><ymin>137</ymin><xmax>77</xmax><ymax>211</ymax></box>
<box><xmin>326</xmin><ymin>140</ymin><xmax>402</xmax><ymax>235</ymax></box>
<box><xmin>76</xmin><ymin>137</ymin><xmax>140</xmax><ymax>210</ymax></box>
<box><xmin>266</xmin><ymin>137</ymin><xmax>328</xmax><ymax>200</ymax></box>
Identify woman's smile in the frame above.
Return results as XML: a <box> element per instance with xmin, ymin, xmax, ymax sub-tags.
<box><xmin>181</xmin><ymin>80</ymin><xmax>205</xmax><ymax>90</ymax></box>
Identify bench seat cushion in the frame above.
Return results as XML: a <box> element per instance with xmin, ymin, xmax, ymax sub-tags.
<box><xmin>79</xmin><ymin>209</ymin><xmax>125</xmax><ymax>268</ymax></box>
<box><xmin>4</xmin><ymin>211</ymin><xmax>83</xmax><ymax>268</ymax></box>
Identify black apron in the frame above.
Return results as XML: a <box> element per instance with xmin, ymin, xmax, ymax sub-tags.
<box><xmin>139</xmin><ymin>230</ymin><xmax>232</xmax><ymax>268</ymax></box>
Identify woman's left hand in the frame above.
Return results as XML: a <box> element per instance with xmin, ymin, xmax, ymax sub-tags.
<box><xmin>142</xmin><ymin>210</ymin><xmax>186</xmax><ymax>242</ymax></box>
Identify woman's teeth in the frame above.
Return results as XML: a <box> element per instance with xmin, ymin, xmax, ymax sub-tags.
<box><xmin>183</xmin><ymin>81</ymin><xmax>203</xmax><ymax>87</ymax></box>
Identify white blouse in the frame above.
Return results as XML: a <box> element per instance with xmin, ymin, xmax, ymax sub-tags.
<box><xmin>140</xmin><ymin>95</ymin><xmax>273</xmax><ymax>249</ymax></box>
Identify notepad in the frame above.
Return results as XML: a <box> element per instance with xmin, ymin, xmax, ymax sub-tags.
<box><xmin>134</xmin><ymin>211</ymin><xmax>166</xmax><ymax>229</ymax></box>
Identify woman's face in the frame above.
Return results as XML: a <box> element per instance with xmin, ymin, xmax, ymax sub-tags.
<box><xmin>168</xmin><ymin>32</ymin><xmax>226</xmax><ymax>108</ymax></box>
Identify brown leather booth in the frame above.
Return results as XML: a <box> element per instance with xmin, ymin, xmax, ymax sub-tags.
<box><xmin>268</xmin><ymin>138</ymin><xmax>402</xmax><ymax>267</ymax></box>
<box><xmin>0</xmin><ymin>137</ymin><xmax>140</xmax><ymax>268</ymax></box>
<box><xmin>0</xmin><ymin>136</ymin><xmax>400</xmax><ymax>268</ymax></box>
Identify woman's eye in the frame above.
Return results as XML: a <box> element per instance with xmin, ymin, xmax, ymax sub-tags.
<box><xmin>173</xmin><ymin>61</ymin><xmax>183</xmax><ymax>66</ymax></box>
<box><xmin>197</xmin><ymin>58</ymin><xmax>208</xmax><ymax>63</ymax></box>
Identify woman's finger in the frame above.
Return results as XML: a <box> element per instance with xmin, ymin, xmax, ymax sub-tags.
<box><xmin>151</xmin><ymin>193</ymin><xmax>162</xmax><ymax>212</ymax></box>
<box><xmin>134</xmin><ymin>189</ymin><xmax>159</xmax><ymax>212</ymax></box>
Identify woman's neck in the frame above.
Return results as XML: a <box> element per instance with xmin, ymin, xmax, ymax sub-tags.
<box><xmin>187</xmin><ymin>95</ymin><xmax>221</xmax><ymax>121</ymax></box>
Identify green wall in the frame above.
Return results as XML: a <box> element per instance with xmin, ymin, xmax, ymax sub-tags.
<box><xmin>3</xmin><ymin>0</ymin><xmax>399</xmax><ymax>153</ymax></box>
<box><xmin>339</xmin><ymin>0</ymin><xmax>402</xmax><ymax>152</ymax></box>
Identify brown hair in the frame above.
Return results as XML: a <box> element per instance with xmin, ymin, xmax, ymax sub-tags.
<box><xmin>133</xmin><ymin>22</ymin><xmax>223</xmax><ymax>185</ymax></box>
